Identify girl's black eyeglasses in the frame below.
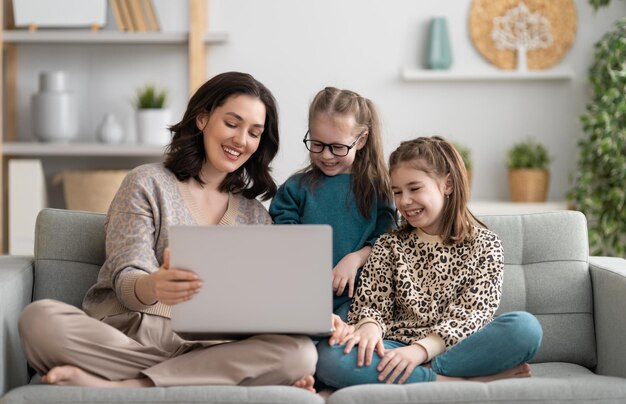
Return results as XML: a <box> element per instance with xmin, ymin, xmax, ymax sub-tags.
<box><xmin>302</xmin><ymin>130</ymin><xmax>365</xmax><ymax>157</ymax></box>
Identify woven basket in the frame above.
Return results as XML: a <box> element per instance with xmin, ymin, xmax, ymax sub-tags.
<box><xmin>508</xmin><ymin>169</ymin><xmax>549</xmax><ymax>202</ymax></box>
<box><xmin>54</xmin><ymin>169</ymin><xmax>128</xmax><ymax>213</ymax></box>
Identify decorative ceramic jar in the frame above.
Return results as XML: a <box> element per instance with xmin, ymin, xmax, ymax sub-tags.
<box><xmin>96</xmin><ymin>113</ymin><xmax>124</xmax><ymax>143</ymax></box>
<box><xmin>31</xmin><ymin>71</ymin><xmax>78</xmax><ymax>142</ymax></box>
<box><xmin>426</xmin><ymin>17</ymin><xmax>453</xmax><ymax>70</ymax></box>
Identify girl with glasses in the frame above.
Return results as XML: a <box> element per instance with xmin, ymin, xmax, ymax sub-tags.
<box><xmin>269</xmin><ymin>87</ymin><xmax>395</xmax><ymax>324</ymax></box>
<box><xmin>316</xmin><ymin>136</ymin><xmax>542</xmax><ymax>387</ymax></box>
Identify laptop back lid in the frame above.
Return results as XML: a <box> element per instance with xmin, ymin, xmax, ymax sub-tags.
<box><xmin>169</xmin><ymin>224</ymin><xmax>333</xmax><ymax>339</ymax></box>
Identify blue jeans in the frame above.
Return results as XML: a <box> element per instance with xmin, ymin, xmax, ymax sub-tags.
<box><xmin>316</xmin><ymin>311</ymin><xmax>542</xmax><ymax>387</ymax></box>
<box><xmin>334</xmin><ymin>301</ymin><xmax>351</xmax><ymax>322</ymax></box>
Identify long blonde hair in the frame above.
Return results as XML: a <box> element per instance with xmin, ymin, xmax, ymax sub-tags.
<box><xmin>389</xmin><ymin>136</ymin><xmax>482</xmax><ymax>244</ymax></box>
<box><xmin>302</xmin><ymin>87</ymin><xmax>391</xmax><ymax>218</ymax></box>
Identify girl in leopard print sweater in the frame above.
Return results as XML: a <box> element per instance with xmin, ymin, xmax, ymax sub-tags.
<box><xmin>317</xmin><ymin>136</ymin><xmax>543</xmax><ymax>388</ymax></box>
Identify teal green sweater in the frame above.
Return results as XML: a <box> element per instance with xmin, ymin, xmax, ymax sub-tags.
<box><xmin>269</xmin><ymin>173</ymin><xmax>395</xmax><ymax>310</ymax></box>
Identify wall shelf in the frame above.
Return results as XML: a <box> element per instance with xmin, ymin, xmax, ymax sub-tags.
<box><xmin>400</xmin><ymin>67</ymin><xmax>574</xmax><ymax>82</ymax></box>
<box><xmin>2</xmin><ymin>142</ymin><xmax>165</xmax><ymax>157</ymax></box>
<box><xmin>1</xmin><ymin>30</ymin><xmax>228</xmax><ymax>44</ymax></box>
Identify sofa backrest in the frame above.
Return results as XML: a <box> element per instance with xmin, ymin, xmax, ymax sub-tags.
<box><xmin>480</xmin><ymin>211</ymin><xmax>595</xmax><ymax>368</ymax></box>
<box><xmin>33</xmin><ymin>209</ymin><xmax>596</xmax><ymax>368</ymax></box>
<box><xmin>34</xmin><ymin>208</ymin><xmax>105</xmax><ymax>307</ymax></box>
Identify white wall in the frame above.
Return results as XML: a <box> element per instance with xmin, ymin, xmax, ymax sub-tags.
<box><xmin>14</xmin><ymin>0</ymin><xmax>626</xmax><ymax>202</ymax></box>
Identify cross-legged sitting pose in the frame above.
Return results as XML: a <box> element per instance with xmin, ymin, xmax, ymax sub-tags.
<box><xmin>316</xmin><ymin>136</ymin><xmax>542</xmax><ymax>387</ymax></box>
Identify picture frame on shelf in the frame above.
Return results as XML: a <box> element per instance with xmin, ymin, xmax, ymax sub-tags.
<box><xmin>12</xmin><ymin>0</ymin><xmax>107</xmax><ymax>30</ymax></box>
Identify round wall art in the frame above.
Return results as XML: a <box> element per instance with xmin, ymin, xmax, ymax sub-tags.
<box><xmin>469</xmin><ymin>0</ymin><xmax>577</xmax><ymax>70</ymax></box>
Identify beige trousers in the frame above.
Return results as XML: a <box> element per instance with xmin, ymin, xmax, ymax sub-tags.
<box><xmin>19</xmin><ymin>299</ymin><xmax>317</xmax><ymax>387</ymax></box>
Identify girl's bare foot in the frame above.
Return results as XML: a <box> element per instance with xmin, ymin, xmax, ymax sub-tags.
<box><xmin>42</xmin><ymin>366</ymin><xmax>152</xmax><ymax>388</ymax></box>
<box><xmin>472</xmin><ymin>362</ymin><xmax>532</xmax><ymax>382</ymax></box>
<box><xmin>437</xmin><ymin>363</ymin><xmax>532</xmax><ymax>382</ymax></box>
<box><xmin>292</xmin><ymin>375</ymin><xmax>316</xmax><ymax>393</ymax></box>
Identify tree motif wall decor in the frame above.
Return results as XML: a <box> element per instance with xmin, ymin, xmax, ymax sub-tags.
<box><xmin>491</xmin><ymin>1</ymin><xmax>554</xmax><ymax>71</ymax></box>
<box><xmin>469</xmin><ymin>0</ymin><xmax>577</xmax><ymax>70</ymax></box>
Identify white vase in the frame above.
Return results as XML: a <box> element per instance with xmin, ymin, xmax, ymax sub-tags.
<box><xmin>31</xmin><ymin>71</ymin><xmax>79</xmax><ymax>142</ymax></box>
<box><xmin>96</xmin><ymin>113</ymin><xmax>124</xmax><ymax>143</ymax></box>
<box><xmin>136</xmin><ymin>109</ymin><xmax>172</xmax><ymax>146</ymax></box>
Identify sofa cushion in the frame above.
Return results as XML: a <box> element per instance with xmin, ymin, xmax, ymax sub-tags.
<box><xmin>326</xmin><ymin>363</ymin><xmax>626</xmax><ymax>404</ymax></box>
<box><xmin>33</xmin><ymin>209</ymin><xmax>105</xmax><ymax>307</ymax></box>
<box><xmin>0</xmin><ymin>385</ymin><xmax>325</xmax><ymax>404</ymax></box>
<box><xmin>480</xmin><ymin>212</ymin><xmax>595</xmax><ymax>368</ymax></box>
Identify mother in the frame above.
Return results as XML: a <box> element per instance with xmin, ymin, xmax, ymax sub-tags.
<box><xmin>18</xmin><ymin>72</ymin><xmax>317</xmax><ymax>390</ymax></box>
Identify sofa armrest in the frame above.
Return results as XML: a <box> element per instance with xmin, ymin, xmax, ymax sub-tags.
<box><xmin>589</xmin><ymin>256</ymin><xmax>626</xmax><ymax>378</ymax></box>
<box><xmin>0</xmin><ymin>256</ymin><xmax>34</xmax><ymax>396</ymax></box>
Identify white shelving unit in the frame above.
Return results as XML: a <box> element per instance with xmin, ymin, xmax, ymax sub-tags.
<box><xmin>0</xmin><ymin>0</ymin><xmax>220</xmax><ymax>252</ymax></box>
<box><xmin>2</xmin><ymin>30</ymin><xmax>228</xmax><ymax>44</ymax></box>
<box><xmin>2</xmin><ymin>142</ymin><xmax>165</xmax><ymax>157</ymax></box>
<box><xmin>400</xmin><ymin>67</ymin><xmax>574</xmax><ymax>82</ymax></box>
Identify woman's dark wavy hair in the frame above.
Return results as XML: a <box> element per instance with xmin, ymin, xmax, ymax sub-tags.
<box><xmin>164</xmin><ymin>71</ymin><xmax>279</xmax><ymax>201</ymax></box>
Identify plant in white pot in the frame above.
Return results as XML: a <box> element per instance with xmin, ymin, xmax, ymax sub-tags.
<box><xmin>135</xmin><ymin>84</ymin><xmax>171</xmax><ymax>146</ymax></box>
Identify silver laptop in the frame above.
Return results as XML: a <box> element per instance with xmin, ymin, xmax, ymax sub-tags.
<box><xmin>169</xmin><ymin>224</ymin><xmax>333</xmax><ymax>340</ymax></box>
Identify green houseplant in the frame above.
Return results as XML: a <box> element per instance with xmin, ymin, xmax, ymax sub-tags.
<box><xmin>135</xmin><ymin>84</ymin><xmax>167</xmax><ymax>109</ymax></box>
<box><xmin>134</xmin><ymin>84</ymin><xmax>171</xmax><ymax>146</ymax></box>
<box><xmin>569</xmin><ymin>1</ymin><xmax>626</xmax><ymax>257</ymax></box>
<box><xmin>452</xmin><ymin>141</ymin><xmax>473</xmax><ymax>186</ymax></box>
<box><xmin>506</xmin><ymin>137</ymin><xmax>551</xmax><ymax>202</ymax></box>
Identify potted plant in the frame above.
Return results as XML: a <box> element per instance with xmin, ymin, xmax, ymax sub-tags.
<box><xmin>135</xmin><ymin>84</ymin><xmax>171</xmax><ymax>145</ymax></box>
<box><xmin>506</xmin><ymin>137</ymin><xmax>551</xmax><ymax>202</ymax></box>
<box><xmin>452</xmin><ymin>141</ymin><xmax>473</xmax><ymax>186</ymax></box>
<box><xmin>569</xmin><ymin>0</ymin><xmax>626</xmax><ymax>257</ymax></box>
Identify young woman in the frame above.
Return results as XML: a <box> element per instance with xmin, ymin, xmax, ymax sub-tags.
<box><xmin>316</xmin><ymin>136</ymin><xmax>543</xmax><ymax>387</ymax></box>
<box><xmin>18</xmin><ymin>72</ymin><xmax>317</xmax><ymax>391</ymax></box>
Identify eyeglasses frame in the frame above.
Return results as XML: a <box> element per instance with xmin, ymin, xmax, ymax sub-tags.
<box><xmin>302</xmin><ymin>130</ymin><xmax>366</xmax><ymax>157</ymax></box>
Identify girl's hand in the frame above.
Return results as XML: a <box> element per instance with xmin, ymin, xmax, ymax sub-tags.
<box><xmin>343</xmin><ymin>322</ymin><xmax>384</xmax><ymax>367</ymax></box>
<box><xmin>332</xmin><ymin>252</ymin><xmax>360</xmax><ymax>297</ymax></box>
<box><xmin>328</xmin><ymin>314</ymin><xmax>355</xmax><ymax>346</ymax></box>
<box><xmin>377</xmin><ymin>344</ymin><xmax>428</xmax><ymax>384</ymax></box>
<box><xmin>142</xmin><ymin>248</ymin><xmax>203</xmax><ymax>306</ymax></box>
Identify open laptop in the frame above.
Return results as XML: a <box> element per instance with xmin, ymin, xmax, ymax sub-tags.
<box><xmin>169</xmin><ymin>224</ymin><xmax>333</xmax><ymax>340</ymax></box>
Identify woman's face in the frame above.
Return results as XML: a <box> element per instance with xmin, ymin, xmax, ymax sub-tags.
<box><xmin>196</xmin><ymin>94</ymin><xmax>266</xmax><ymax>181</ymax></box>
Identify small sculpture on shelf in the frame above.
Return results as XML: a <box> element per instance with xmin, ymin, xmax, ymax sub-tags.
<box><xmin>96</xmin><ymin>113</ymin><xmax>124</xmax><ymax>144</ymax></box>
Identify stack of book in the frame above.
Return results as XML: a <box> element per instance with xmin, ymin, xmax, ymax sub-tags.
<box><xmin>110</xmin><ymin>0</ymin><xmax>160</xmax><ymax>32</ymax></box>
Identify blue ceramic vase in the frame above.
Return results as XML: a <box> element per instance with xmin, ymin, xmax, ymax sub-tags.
<box><xmin>426</xmin><ymin>17</ymin><xmax>453</xmax><ymax>70</ymax></box>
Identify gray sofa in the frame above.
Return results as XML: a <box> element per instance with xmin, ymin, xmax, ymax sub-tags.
<box><xmin>2</xmin><ymin>208</ymin><xmax>626</xmax><ymax>404</ymax></box>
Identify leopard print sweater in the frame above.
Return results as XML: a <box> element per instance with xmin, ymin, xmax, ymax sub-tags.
<box><xmin>348</xmin><ymin>225</ymin><xmax>504</xmax><ymax>354</ymax></box>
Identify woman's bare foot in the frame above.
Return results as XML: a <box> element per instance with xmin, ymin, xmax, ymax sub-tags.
<box><xmin>437</xmin><ymin>363</ymin><xmax>532</xmax><ymax>382</ymax></box>
<box><xmin>42</xmin><ymin>366</ymin><xmax>153</xmax><ymax>388</ymax></box>
<box><xmin>292</xmin><ymin>375</ymin><xmax>315</xmax><ymax>393</ymax></box>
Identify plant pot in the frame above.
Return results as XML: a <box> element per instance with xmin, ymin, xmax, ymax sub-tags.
<box><xmin>508</xmin><ymin>169</ymin><xmax>549</xmax><ymax>202</ymax></box>
<box><xmin>136</xmin><ymin>108</ymin><xmax>172</xmax><ymax>146</ymax></box>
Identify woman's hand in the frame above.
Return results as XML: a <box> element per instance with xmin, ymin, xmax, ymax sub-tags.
<box><xmin>343</xmin><ymin>322</ymin><xmax>384</xmax><ymax>367</ymax></box>
<box><xmin>136</xmin><ymin>248</ymin><xmax>203</xmax><ymax>306</ymax></box>
<box><xmin>377</xmin><ymin>344</ymin><xmax>428</xmax><ymax>384</ymax></box>
<box><xmin>328</xmin><ymin>314</ymin><xmax>355</xmax><ymax>346</ymax></box>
